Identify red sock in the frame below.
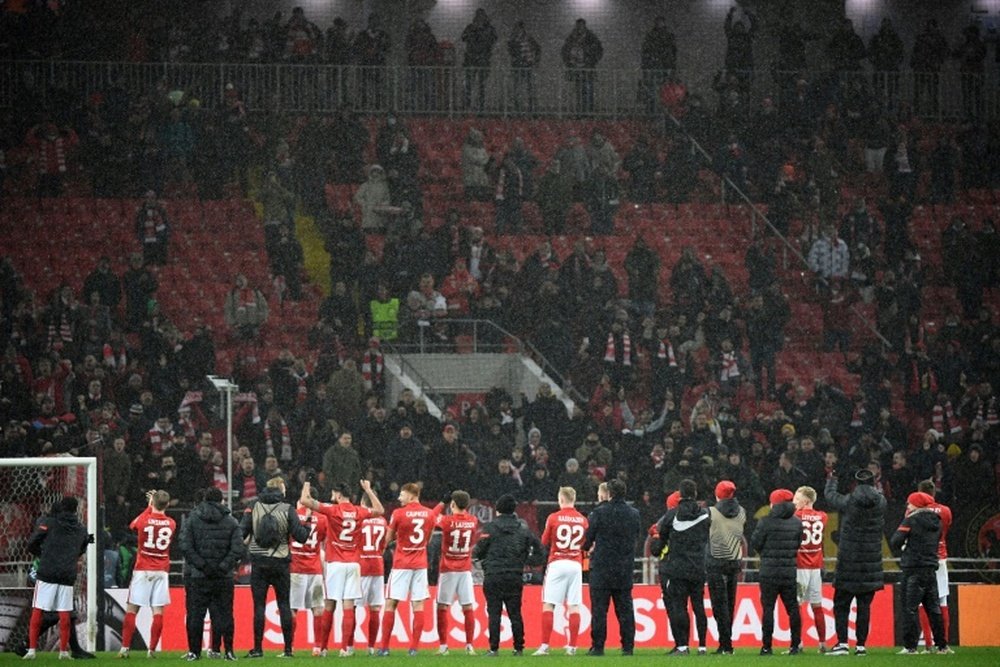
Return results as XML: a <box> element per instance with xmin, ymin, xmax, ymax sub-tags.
<box><xmin>28</xmin><ymin>608</ymin><xmax>43</xmax><ymax>650</ymax></box>
<box><xmin>437</xmin><ymin>607</ymin><xmax>449</xmax><ymax>646</ymax></box>
<box><xmin>410</xmin><ymin>609</ymin><xmax>425</xmax><ymax>652</ymax></box>
<box><xmin>941</xmin><ymin>605</ymin><xmax>950</xmax><ymax>644</ymax></box>
<box><xmin>568</xmin><ymin>612</ymin><xmax>580</xmax><ymax>648</ymax></box>
<box><xmin>58</xmin><ymin>611</ymin><xmax>71</xmax><ymax>652</ymax></box>
<box><xmin>541</xmin><ymin>610</ymin><xmax>554</xmax><ymax>646</ymax></box>
<box><xmin>313</xmin><ymin>613</ymin><xmax>323</xmax><ymax>648</ymax></box>
<box><xmin>121</xmin><ymin>611</ymin><xmax>137</xmax><ymax>649</ymax></box>
<box><xmin>812</xmin><ymin>605</ymin><xmax>825</xmax><ymax>645</ymax></box>
<box><xmin>463</xmin><ymin>608</ymin><xmax>476</xmax><ymax>646</ymax></box>
<box><xmin>368</xmin><ymin>609</ymin><xmax>380</xmax><ymax>647</ymax></box>
<box><xmin>919</xmin><ymin>607</ymin><xmax>933</xmax><ymax>647</ymax></box>
<box><xmin>320</xmin><ymin>610</ymin><xmax>334</xmax><ymax>651</ymax></box>
<box><xmin>342</xmin><ymin>608</ymin><xmax>356</xmax><ymax>649</ymax></box>
<box><xmin>380</xmin><ymin>610</ymin><xmax>396</xmax><ymax>651</ymax></box>
<box><xmin>149</xmin><ymin>614</ymin><xmax>164</xmax><ymax>652</ymax></box>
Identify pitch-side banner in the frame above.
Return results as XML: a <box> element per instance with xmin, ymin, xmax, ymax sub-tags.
<box><xmin>106</xmin><ymin>584</ymin><xmax>894</xmax><ymax>651</ymax></box>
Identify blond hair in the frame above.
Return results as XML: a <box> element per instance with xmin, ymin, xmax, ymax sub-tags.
<box><xmin>558</xmin><ymin>487</ymin><xmax>577</xmax><ymax>504</ymax></box>
<box><xmin>266</xmin><ymin>477</ymin><xmax>286</xmax><ymax>490</ymax></box>
<box><xmin>796</xmin><ymin>486</ymin><xmax>817</xmax><ymax>503</ymax></box>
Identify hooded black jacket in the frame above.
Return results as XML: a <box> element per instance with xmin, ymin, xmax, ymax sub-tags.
<box><xmin>825</xmin><ymin>477</ymin><xmax>886</xmax><ymax>593</ymax></box>
<box><xmin>472</xmin><ymin>512</ymin><xmax>545</xmax><ymax>577</ymax></box>
<box><xmin>585</xmin><ymin>497</ymin><xmax>643</xmax><ymax>589</ymax></box>
<box><xmin>27</xmin><ymin>511</ymin><xmax>90</xmax><ymax>586</ymax></box>
<box><xmin>890</xmin><ymin>509</ymin><xmax>941</xmax><ymax>570</ymax></box>
<box><xmin>750</xmin><ymin>501</ymin><xmax>801</xmax><ymax>585</ymax></box>
<box><xmin>180</xmin><ymin>499</ymin><xmax>245</xmax><ymax>579</ymax></box>
<box><xmin>654</xmin><ymin>498</ymin><xmax>711</xmax><ymax>583</ymax></box>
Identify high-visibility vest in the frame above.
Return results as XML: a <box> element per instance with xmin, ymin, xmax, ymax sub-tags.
<box><xmin>369</xmin><ymin>298</ymin><xmax>400</xmax><ymax>341</ymax></box>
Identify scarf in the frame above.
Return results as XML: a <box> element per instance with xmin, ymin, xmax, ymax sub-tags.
<box><xmin>212</xmin><ymin>464</ymin><xmax>229</xmax><ymax>492</ymax></box>
<box><xmin>719</xmin><ymin>351</ymin><xmax>740</xmax><ymax>381</ymax></box>
<box><xmin>362</xmin><ymin>349</ymin><xmax>384</xmax><ymax>390</ymax></box>
<box><xmin>147</xmin><ymin>426</ymin><xmax>170</xmax><ymax>456</ymax></box>
<box><xmin>238</xmin><ymin>287</ymin><xmax>258</xmax><ymax>310</ymax></box>
<box><xmin>102</xmin><ymin>343</ymin><xmax>128</xmax><ymax>370</ymax></box>
<box><xmin>931</xmin><ymin>401</ymin><xmax>961</xmax><ymax>435</ymax></box>
<box><xmin>976</xmin><ymin>396</ymin><xmax>999</xmax><ymax>427</ymax></box>
<box><xmin>909</xmin><ymin>359</ymin><xmax>938</xmax><ymax>396</ymax></box>
<box><xmin>656</xmin><ymin>338</ymin><xmax>677</xmax><ymax>366</ymax></box>
<box><xmin>36</xmin><ymin>134</ymin><xmax>69</xmax><ymax>174</ymax></box>
<box><xmin>603</xmin><ymin>332</ymin><xmax>631</xmax><ymax>366</ymax></box>
<box><xmin>293</xmin><ymin>371</ymin><xmax>309</xmax><ymax>404</ymax></box>
<box><xmin>851</xmin><ymin>402</ymin><xmax>866</xmax><ymax>428</ymax></box>
<box><xmin>264</xmin><ymin>418</ymin><xmax>292</xmax><ymax>462</ymax></box>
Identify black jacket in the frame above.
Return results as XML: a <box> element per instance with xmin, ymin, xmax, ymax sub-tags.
<box><xmin>240</xmin><ymin>487</ymin><xmax>310</xmax><ymax>562</ymax></box>
<box><xmin>472</xmin><ymin>513</ymin><xmax>545</xmax><ymax>577</ymax></box>
<box><xmin>890</xmin><ymin>509</ymin><xmax>941</xmax><ymax>570</ymax></box>
<box><xmin>750</xmin><ymin>501</ymin><xmax>801</xmax><ymax>586</ymax></box>
<box><xmin>180</xmin><ymin>499</ymin><xmax>245</xmax><ymax>579</ymax></box>
<box><xmin>27</xmin><ymin>511</ymin><xmax>90</xmax><ymax>586</ymax></box>
<box><xmin>825</xmin><ymin>478</ymin><xmax>886</xmax><ymax>593</ymax></box>
<box><xmin>654</xmin><ymin>499</ymin><xmax>711</xmax><ymax>583</ymax></box>
<box><xmin>584</xmin><ymin>498</ymin><xmax>642</xmax><ymax>589</ymax></box>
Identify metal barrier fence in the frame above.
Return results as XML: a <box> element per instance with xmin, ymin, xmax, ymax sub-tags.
<box><xmin>2</xmin><ymin>60</ymin><xmax>997</xmax><ymax>120</ymax></box>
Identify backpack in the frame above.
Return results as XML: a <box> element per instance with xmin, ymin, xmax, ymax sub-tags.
<box><xmin>254</xmin><ymin>503</ymin><xmax>283</xmax><ymax>550</ymax></box>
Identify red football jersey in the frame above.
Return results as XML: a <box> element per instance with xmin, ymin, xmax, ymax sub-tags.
<box><xmin>291</xmin><ymin>506</ymin><xmax>327</xmax><ymax>575</ymax></box>
<box><xmin>131</xmin><ymin>507</ymin><xmax>176</xmax><ymax>572</ymax></box>
<box><xmin>315</xmin><ymin>502</ymin><xmax>372</xmax><ymax>563</ymax></box>
<box><xmin>795</xmin><ymin>508</ymin><xmax>828</xmax><ymax>570</ymax></box>
<box><xmin>389</xmin><ymin>502</ymin><xmax>437</xmax><ymax>570</ymax></box>
<box><xmin>359</xmin><ymin>515</ymin><xmax>389</xmax><ymax>577</ymax></box>
<box><xmin>541</xmin><ymin>507</ymin><xmax>589</xmax><ymax>564</ymax></box>
<box><xmin>436</xmin><ymin>511</ymin><xmax>478</xmax><ymax>573</ymax></box>
<box><xmin>927</xmin><ymin>501</ymin><xmax>952</xmax><ymax>560</ymax></box>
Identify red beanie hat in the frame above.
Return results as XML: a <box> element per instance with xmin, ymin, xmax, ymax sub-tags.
<box><xmin>715</xmin><ymin>480</ymin><xmax>736</xmax><ymax>500</ymax></box>
<box><xmin>907</xmin><ymin>492</ymin><xmax>934</xmax><ymax>508</ymax></box>
<box><xmin>666</xmin><ymin>491</ymin><xmax>681</xmax><ymax>510</ymax></box>
<box><xmin>769</xmin><ymin>488</ymin><xmax>794</xmax><ymax>505</ymax></box>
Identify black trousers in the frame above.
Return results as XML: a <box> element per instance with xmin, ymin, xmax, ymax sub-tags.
<box><xmin>760</xmin><ymin>582</ymin><xmax>801</xmax><ymax>650</ymax></box>
<box><xmin>590</xmin><ymin>585</ymin><xmax>635</xmax><ymax>652</ymax></box>
<box><xmin>707</xmin><ymin>561</ymin><xmax>740</xmax><ymax>650</ymax></box>
<box><xmin>483</xmin><ymin>574</ymin><xmax>524</xmax><ymax>652</ymax></box>
<box><xmin>902</xmin><ymin>568</ymin><xmax>945</xmax><ymax>650</ymax></box>
<box><xmin>833</xmin><ymin>588</ymin><xmax>875</xmax><ymax>646</ymax></box>
<box><xmin>250</xmin><ymin>558</ymin><xmax>293</xmax><ymax>652</ymax></box>
<box><xmin>186</xmin><ymin>577</ymin><xmax>234</xmax><ymax>655</ymax></box>
<box><xmin>664</xmin><ymin>577</ymin><xmax>706</xmax><ymax>649</ymax></box>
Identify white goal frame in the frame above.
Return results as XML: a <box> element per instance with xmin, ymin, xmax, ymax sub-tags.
<box><xmin>0</xmin><ymin>457</ymin><xmax>98</xmax><ymax>651</ymax></box>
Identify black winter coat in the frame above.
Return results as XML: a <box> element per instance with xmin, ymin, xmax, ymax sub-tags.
<box><xmin>27</xmin><ymin>511</ymin><xmax>90</xmax><ymax>586</ymax></box>
<box><xmin>654</xmin><ymin>499</ymin><xmax>710</xmax><ymax>583</ymax></box>
<box><xmin>825</xmin><ymin>478</ymin><xmax>886</xmax><ymax>593</ymax></box>
<box><xmin>750</xmin><ymin>501</ymin><xmax>800</xmax><ymax>586</ymax></box>
<box><xmin>472</xmin><ymin>513</ymin><xmax>545</xmax><ymax>577</ymax></box>
<box><xmin>584</xmin><ymin>498</ymin><xmax>642</xmax><ymax>589</ymax></box>
<box><xmin>889</xmin><ymin>509</ymin><xmax>941</xmax><ymax>570</ymax></box>
<box><xmin>180</xmin><ymin>500</ymin><xmax>245</xmax><ymax>579</ymax></box>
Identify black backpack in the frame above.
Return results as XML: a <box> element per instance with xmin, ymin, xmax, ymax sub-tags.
<box><xmin>254</xmin><ymin>503</ymin><xmax>283</xmax><ymax>550</ymax></box>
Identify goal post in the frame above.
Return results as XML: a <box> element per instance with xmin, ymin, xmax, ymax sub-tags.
<box><xmin>0</xmin><ymin>457</ymin><xmax>98</xmax><ymax>652</ymax></box>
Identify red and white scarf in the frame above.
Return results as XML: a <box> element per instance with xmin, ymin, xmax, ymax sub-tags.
<box><xmin>212</xmin><ymin>464</ymin><xmax>229</xmax><ymax>493</ymax></box>
<box><xmin>264</xmin><ymin>418</ymin><xmax>292</xmax><ymax>461</ymax></box>
<box><xmin>719</xmin><ymin>351</ymin><xmax>740</xmax><ymax>381</ymax></box>
<box><xmin>36</xmin><ymin>135</ymin><xmax>69</xmax><ymax>174</ymax></box>
<box><xmin>932</xmin><ymin>401</ymin><xmax>961</xmax><ymax>435</ymax></box>
<box><xmin>851</xmin><ymin>402</ymin><xmax>866</xmax><ymax>428</ymax></box>
<box><xmin>362</xmin><ymin>349</ymin><xmax>384</xmax><ymax>390</ymax></box>
<box><xmin>293</xmin><ymin>371</ymin><xmax>309</xmax><ymax>404</ymax></box>
<box><xmin>976</xmin><ymin>396</ymin><xmax>999</xmax><ymax>427</ymax></box>
<box><xmin>603</xmin><ymin>332</ymin><xmax>631</xmax><ymax>366</ymax></box>
<box><xmin>656</xmin><ymin>338</ymin><xmax>677</xmax><ymax>366</ymax></box>
<box><xmin>102</xmin><ymin>343</ymin><xmax>127</xmax><ymax>370</ymax></box>
<box><xmin>147</xmin><ymin>426</ymin><xmax>171</xmax><ymax>456</ymax></box>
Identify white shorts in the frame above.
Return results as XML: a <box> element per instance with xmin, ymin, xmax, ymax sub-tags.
<box><xmin>290</xmin><ymin>572</ymin><xmax>325</xmax><ymax>610</ymax></box>
<box><xmin>936</xmin><ymin>559</ymin><xmax>949</xmax><ymax>602</ymax></box>
<box><xmin>127</xmin><ymin>570</ymin><xmax>171</xmax><ymax>608</ymax></box>
<box><xmin>324</xmin><ymin>561</ymin><xmax>362</xmax><ymax>602</ymax></box>
<box><xmin>542</xmin><ymin>560</ymin><xmax>583</xmax><ymax>607</ymax></box>
<box><xmin>360</xmin><ymin>575</ymin><xmax>385</xmax><ymax>607</ymax></box>
<box><xmin>796</xmin><ymin>568</ymin><xmax>823</xmax><ymax>605</ymax></box>
<box><xmin>33</xmin><ymin>581</ymin><xmax>74</xmax><ymax>612</ymax></box>
<box><xmin>386</xmin><ymin>568</ymin><xmax>429</xmax><ymax>602</ymax></box>
<box><xmin>436</xmin><ymin>571</ymin><xmax>474</xmax><ymax>606</ymax></box>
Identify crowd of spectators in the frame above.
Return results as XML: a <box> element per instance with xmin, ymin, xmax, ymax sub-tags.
<box><xmin>1</xmin><ymin>6</ymin><xmax>999</xmax><ymax>559</ymax></box>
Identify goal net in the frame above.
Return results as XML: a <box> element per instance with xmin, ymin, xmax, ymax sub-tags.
<box><xmin>0</xmin><ymin>457</ymin><xmax>97</xmax><ymax>653</ymax></box>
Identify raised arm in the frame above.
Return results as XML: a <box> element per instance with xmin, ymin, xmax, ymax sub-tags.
<box><xmin>299</xmin><ymin>481</ymin><xmax>320</xmax><ymax>511</ymax></box>
<box><xmin>360</xmin><ymin>479</ymin><xmax>384</xmax><ymax>516</ymax></box>
<box><xmin>824</xmin><ymin>476</ymin><xmax>850</xmax><ymax>511</ymax></box>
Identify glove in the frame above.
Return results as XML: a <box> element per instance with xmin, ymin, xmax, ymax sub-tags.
<box><xmin>442</xmin><ymin>491</ymin><xmax>453</xmax><ymax>506</ymax></box>
<box><xmin>86</xmin><ymin>534</ymin><xmax>95</xmax><ymax>544</ymax></box>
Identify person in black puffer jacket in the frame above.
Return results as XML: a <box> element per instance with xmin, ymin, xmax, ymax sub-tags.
<box><xmin>824</xmin><ymin>468</ymin><xmax>886</xmax><ymax>656</ymax></box>
<box><xmin>472</xmin><ymin>494</ymin><xmax>545</xmax><ymax>655</ymax></box>
<box><xmin>179</xmin><ymin>487</ymin><xmax>244</xmax><ymax>660</ymax></box>
<box><xmin>655</xmin><ymin>479</ymin><xmax>710</xmax><ymax>655</ymax></box>
<box><xmin>750</xmin><ymin>489</ymin><xmax>802</xmax><ymax>655</ymax></box>
<box><xmin>890</xmin><ymin>492</ymin><xmax>948</xmax><ymax>653</ymax></box>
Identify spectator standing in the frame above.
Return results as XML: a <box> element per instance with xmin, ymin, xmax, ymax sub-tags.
<box><xmin>135</xmin><ymin>190</ymin><xmax>170</xmax><ymax>266</ymax></box>
<box><xmin>953</xmin><ymin>25</ymin><xmax>987</xmax><ymax>118</ymax></box>
<box><xmin>869</xmin><ymin>18</ymin><xmax>904</xmax><ymax>110</ymax></box>
<box><xmin>461</xmin><ymin>129</ymin><xmax>492</xmax><ymax>201</ymax></box>
<box><xmin>639</xmin><ymin>16</ymin><xmax>677</xmax><ymax>111</ymax></box>
<box><xmin>911</xmin><ymin>20</ymin><xmax>949</xmax><ymax>115</ymax></box>
<box><xmin>223</xmin><ymin>274</ymin><xmax>268</xmax><ymax>341</ymax></box>
<box><xmin>585</xmin><ymin>131</ymin><xmax>620</xmax><ymax>235</ymax></box>
<box><xmin>583</xmin><ymin>478</ymin><xmax>641</xmax><ymax>656</ymax></box>
<box><xmin>706</xmin><ymin>480</ymin><xmax>745</xmax><ymax>655</ymax></box>
<box><xmin>82</xmin><ymin>256</ymin><xmax>121</xmax><ymax>311</ymax></box>
<box><xmin>461</xmin><ymin>9</ymin><xmax>497</xmax><ymax>112</ymax></box>
<box><xmin>179</xmin><ymin>487</ymin><xmax>244</xmax><ymax>661</ymax></box>
<box><xmin>561</xmin><ymin>19</ymin><xmax>603</xmax><ymax>114</ymax></box>
<box><xmin>807</xmin><ymin>226</ymin><xmax>850</xmax><ymax>284</ymax></box>
<box><xmin>823</xmin><ymin>468</ymin><xmax>886</xmax><ymax>656</ymax></box>
<box><xmin>495</xmin><ymin>152</ymin><xmax>525</xmax><ymax>235</ymax></box>
<box><xmin>723</xmin><ymin>6</ymin><xmax>757</xmax><ymax>91</ymax></box>
<box><xmin>353</xmin><ymin>15</ymin><xmax>391</xmax><ymax>109</ymax></box>
<box><xmin>826</xmin><ymin>19</ymin><xmax>866</xmax><ymax>73</ymax></box>
<box><xmin>322</xmin><ymin>431</ymin><xmax>362</xmax><ymax>499</ymax></box>
<box><xmin>24</xmin><ymin>121</ymin><xmax>78</xmax><ymax>198</ymax></box>
<box><xmin>507</xmin><ymin>22</ymin><xmax>541</xmax><ymax>113</ymax></box>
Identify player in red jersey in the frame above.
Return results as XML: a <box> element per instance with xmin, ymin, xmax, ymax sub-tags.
<box><xmin>290</xmin><ymin>488</ymin><xmax>328</xmax><ymax>657</ymax></box>
<box><xmin>793</xmin><ymin>486</ymin><xmax>828</xmax><ymax>652</ymax></box>
<box><xmin>358</xmin><ymin>496</ymin><xmax>389</xmax><ymax>655</ymax></box>
<box><xmin>916</xmin><ymin>479</ymin><xmax>954</xmax><ymax>653</ymax></box>
<box><xmin>378</xmin><ymin>482</ymin><xmax>439</xmax><ymax>656</ymax></box>
<box><xmin>534</xmin><ymin>487</ymin><xmax>588</xmax><ymax>656</ymax></box>
<box><xmin>299</xmin><ymin>479</ymin><xmax>383</xmax><ymax>657</ymax></box>
<box><xmin>120</xmin><ymin>490</ymin><xmax>177</xmax><ymax>658</ymax></box>
<box><xmin>433</xmin><ymin>490</ymin><xmax>479</xmax><ymax>656</ymax></box>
